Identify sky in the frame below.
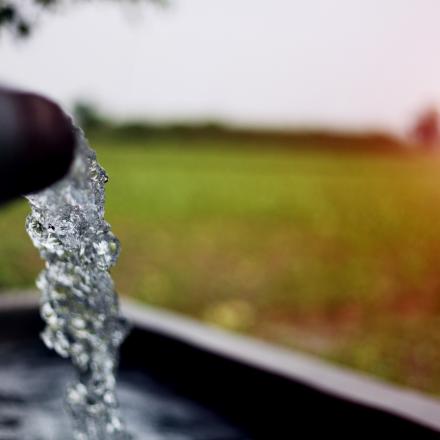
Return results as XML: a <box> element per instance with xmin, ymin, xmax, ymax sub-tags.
<box><xmin>1</xmin><ymin>0</ymin><xmax>440</xmax><ymax>133</ymax></box>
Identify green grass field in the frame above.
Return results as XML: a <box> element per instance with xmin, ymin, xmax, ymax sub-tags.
<box><xmin>1</xmin><ymin>135</ymin><xmax>440</xmax><ymax>394</ymax></box>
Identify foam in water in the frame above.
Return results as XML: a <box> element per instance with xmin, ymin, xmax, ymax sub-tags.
<box><xmin>25</xmin><ymin>128</ymin><xmax>132</xmax><ymax>439</ymax></box>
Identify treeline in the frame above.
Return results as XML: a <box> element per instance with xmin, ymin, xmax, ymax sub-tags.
<box><xmin>74</xmin><ymin>102</ymin><xmax>405</xmax><ymax>154</ymax></box>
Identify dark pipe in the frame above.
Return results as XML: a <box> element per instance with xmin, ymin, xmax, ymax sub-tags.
<box><xmin>0</xmin><ymin>88</ymin><xmax>75</xmax><ymax>205</ymax></box>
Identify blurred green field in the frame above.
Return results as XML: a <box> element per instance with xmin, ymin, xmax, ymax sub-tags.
<box><xmin>1</xmin><ymin>135</ymin><xmax>440</xmax><ymax>394</ymax></box>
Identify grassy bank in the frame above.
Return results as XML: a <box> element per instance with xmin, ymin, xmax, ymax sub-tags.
<box><xmin>1</xmin><ymin>134</ymin><xmax>440</xmax><ymax>394</ymax></box>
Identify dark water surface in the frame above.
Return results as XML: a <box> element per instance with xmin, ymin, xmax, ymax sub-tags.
<box><xmin>0</xmin><ymin>339</ymin><xmax>249</xmax><ymax>440</ymax></box>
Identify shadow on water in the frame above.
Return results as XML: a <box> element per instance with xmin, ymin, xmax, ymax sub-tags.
<box><xmin>0</xmin><ymin>339</ymin><xmax>246</xmax><ymax>440</ymax></box>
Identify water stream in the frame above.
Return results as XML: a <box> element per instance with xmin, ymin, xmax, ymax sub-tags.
<box><xmin>25</xmin><ymin>128</ymin><xmax>132</xmax><ymax>439</ymax></box>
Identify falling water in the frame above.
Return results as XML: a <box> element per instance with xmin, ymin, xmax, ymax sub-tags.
<box><xmin>25</xmin><ymin>128</ymin><xmax>132</xmax><ymax>439</ymax></box>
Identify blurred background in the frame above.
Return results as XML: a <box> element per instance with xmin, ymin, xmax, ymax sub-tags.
<box><xmin>1</xmin><ymin>0</ymin><xmax>440</xmax><ymax>395</ymax></box>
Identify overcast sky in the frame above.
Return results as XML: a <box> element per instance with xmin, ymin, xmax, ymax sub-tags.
<box><xmin>1</xmin><ymin>0</ymin><xmax>440</xmax><ymax>133</ymax></box>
